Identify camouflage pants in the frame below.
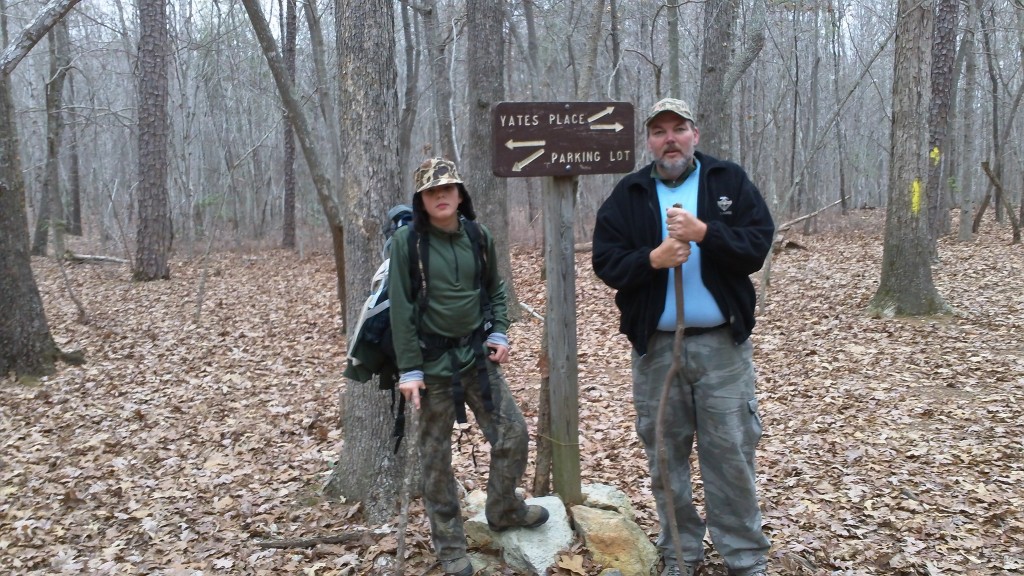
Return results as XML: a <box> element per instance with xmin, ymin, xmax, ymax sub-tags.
<box><xmin>632</xmin><ymin>328</ymin><xmax>770</xmax><ymax>575</ymax></box>
<box><xmin>419</xmin><ymin>361</ymin><xmax>529</xmax><ymax>562</ymax></box>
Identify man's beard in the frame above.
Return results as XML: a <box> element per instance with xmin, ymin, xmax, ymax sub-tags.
<box><xmin>655</xmin><ymin>152</ymin><xmax>690</xmax><ymax>178</ymax></box>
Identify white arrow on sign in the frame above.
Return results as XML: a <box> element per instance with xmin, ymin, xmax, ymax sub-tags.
<box><xmin>505</xmin><ymin>139</ymin><xmax>546</xmax><ymax>150</ymax></box>
<box><xmin>590</xmin><ymin>122</ymin><xmax>624</xmax><ymax>132</ymax></box>
<box><xmin>587</xmin><ymin>107</ymin><xmax>614</xmax><ymax>122</ymax></box>
<box><xmin>513</xmin><ymin>149</ymin><xmax>545</xmax><ymax>172</ymax></box>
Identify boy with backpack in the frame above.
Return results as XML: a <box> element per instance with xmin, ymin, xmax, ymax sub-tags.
<box><xmin>389</xmin><ymin>158</ymin><xmax>548</xmax><ymax>576</ymax></box>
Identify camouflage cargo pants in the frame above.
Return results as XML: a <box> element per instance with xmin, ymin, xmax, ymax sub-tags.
<box><xmin>419</xmin><ymin>361</ymin><xmax>529</xmax><ymax>562</ymax></box>
<box><xmin>632</xmin><ymin>328</ymin><xmax>770</xmax><ymax>575</ymax></box>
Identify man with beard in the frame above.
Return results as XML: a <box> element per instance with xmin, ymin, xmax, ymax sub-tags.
<box><xmin>591</xmin><ymin>99</ymin><xmax>774</xmax><ymax>576</ymax></box>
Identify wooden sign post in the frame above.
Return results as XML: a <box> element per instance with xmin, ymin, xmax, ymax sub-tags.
<box><xmin>492</xmin><ymin>101</ymin><xmax>634</xmax><ymax>505</ymax></box>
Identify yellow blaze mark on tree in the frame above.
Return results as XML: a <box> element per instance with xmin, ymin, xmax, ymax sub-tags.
<box><xmin>911</xmin><ymin>179</ymin><xmax>922</xmax><ymax>215</ymax></box>
<box><xmin>930</xmin><ymin>146</ymin><xmax>941</xmax><ymax>166</ymax></box>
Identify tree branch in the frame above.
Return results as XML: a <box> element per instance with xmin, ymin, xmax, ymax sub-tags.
<box><xmin>0</xmin><ymin>0</ymin><xmax>83</xmax><ymax>77</ymax></box>
<box><xmin>777</xmin><ymin>197</ymin><xmax>849</xmax><ymax>232</ymax></box>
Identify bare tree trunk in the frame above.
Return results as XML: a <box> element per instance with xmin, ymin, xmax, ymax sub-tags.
<box><xmin>869</xmin><ymin>0</ymin><xmax>945</xmax><ymax>317</ymax></box>
<box><xmin>787</xmin><ymin>6</ymin><xmax>801</xmax><ymax>219</ymax></box>
<box><xmin>325</xmin><ymin>0</ymin><xmax>405</xmax><ymax>525</ymax></box>
<box><xmin>0</xmin><ymin>0</ymin><xmax>81</xmax><ymax>377</ymax></box>
<box><xmin>421</xmin><ymin>0</ymin><xmax>456</xmax><ymax>160</ymax></box>
<box><xmin>667</xmin><ymin>0</ymin><xmax>678</xmax><ymax>97</ymax></box>
<box><xmin>1</xmin><ymin>88</ymin><xmax>67</xmax><ymax>375</ymax></box>
<box><xmin>134</xmin><ymin>0</ymin><xmax>172</xmax><ymax>281</ymax></box>
<box><xmin>926</xmin><ymin>0</ymin><xmax>959</xmax><ymax>250</ymax></box>
<box><xmin>31</xmin><ymin>189</ymin><xmax>50</xmax><ymax>256</ymax></box>
<box><xmin>609</xmin><ymin>0</ymin><xmax>622</xmax><ymax>99</ymax></box>
<box><xmin>978</xmin><ymin>1</ymin><xmax>1001</xmax><ymax>224</ymax></box>
<box><xmin>281</xmin><ymin>0</ymin><xmax>297</xmax><ymax>249</ymax></box>
<box><xmin>696</xmin><ymin>0</ymin><xmax>738</xmax><ymax>158</ymax></box>
<box><xmin>45</xmin><ymin>21</ymin><xmax>69</xmax><ymax>257</ymax></box>
<box><xmin>830</xmin><ymin>0</ymin><xmax>849</xmax><ymax>216</ymax></box>
<box><xmin>66</xmin><ymin>71</ymin><xmax>82</xmax><ymax>236</ymax></box>
<box><xmin>521</xmin><ymin>0</ymin><xmax>541</xmax><ymax>98</ymax></box>
<box><xmin>302</xmin><ymin>0</ymin><xmax>342</xmax><ymax>186</ymax></box>
<box><xmin>957</xmin><ymin>0</ymin><xmax>978</xmax><ymax>241</ymax></box>
<box><xmin>464</xmin><ymin>0</ymin><xmax>510</xmax><ymax>269</ymax></box>
<box><xmin>803</xmin><ymin>5</ymin><xmax>821</xmax><ymax>235</ymax></box>
<box><xmin>577</xmin><ymin>0</ymin><xmax>605</xmax><ymax>100</ymax></box>
<box><xmin>397</xmin><ymin>1</ymin><xmax>421</xmax><ymax>187</ymax></box>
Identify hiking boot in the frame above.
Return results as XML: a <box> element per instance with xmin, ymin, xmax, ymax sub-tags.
<box><xmin>487</xmin><ymin>504</ymin><xmax>549</xmax><ymax>532</ymax></box>
<box><xmin>442</xmin><ymin>556</ymin><xmax>473</xmax><ymax>576</ymax></box>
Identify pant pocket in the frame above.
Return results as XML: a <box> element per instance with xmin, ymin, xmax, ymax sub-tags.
<box><xmin>747</xmin><ymin>398</ymin><xmax>763</xmax><ymax>444</ymax></box>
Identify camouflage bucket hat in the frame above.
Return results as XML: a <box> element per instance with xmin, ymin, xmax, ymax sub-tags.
<box><xmin>645</xmin><ymin>97</ymin><xmax>696</xmax><ymax>126</ymax></box>
<box><xmin>414</xmin><ymin>157</ymin><xmax>464</xmax><ymax>193</ymax></box>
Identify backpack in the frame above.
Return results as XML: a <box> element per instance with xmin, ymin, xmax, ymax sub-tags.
<box><xmin>343</xmin><ymin>205</ymin><xmax>491</xmax><ymax>450</ymax></box>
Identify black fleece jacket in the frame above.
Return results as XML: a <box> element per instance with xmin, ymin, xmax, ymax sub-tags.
<box><xmin>592</xmin><ymin>152</ymin><xmax>775</xmax><ymax>355</ymax></box>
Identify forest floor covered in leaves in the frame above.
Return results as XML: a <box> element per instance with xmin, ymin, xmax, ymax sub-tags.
<box><xmin>2</xmin><ymin>211</ymin><xmax>1022</xmax><ymax>576</ymax></box>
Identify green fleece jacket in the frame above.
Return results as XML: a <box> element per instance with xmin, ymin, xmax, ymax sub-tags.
<box><xmin>388</xmin><ymin>220</ymin><xmax>509</xmax><ymax>380</ymax></box>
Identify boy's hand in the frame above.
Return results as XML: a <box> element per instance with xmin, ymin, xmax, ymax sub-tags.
<box><xmin>399</xmin><ymin>379</ymin><xmax>426</xmax><ymax>409</ymax></box>
<box><xmin>487</xmin><ymin>344</ymin><xmax>510</xmax><ymax>364</ymax></box>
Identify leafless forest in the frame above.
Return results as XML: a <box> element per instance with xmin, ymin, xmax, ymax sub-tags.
<box><xmin>2</xmin><ymin>0</ymin><xmax>1023</xmax><ymax>574</ymax></box>
<box><xmin>4</xmin><ymin>0</ymin><xmax>1023</xmax><ymax>253</ymax></box>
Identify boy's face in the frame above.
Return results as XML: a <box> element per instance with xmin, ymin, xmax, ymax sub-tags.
<box><xmin>420</xmin><ymin>184</ymin><xmax>462</xmax><ymax>227</ymax></box>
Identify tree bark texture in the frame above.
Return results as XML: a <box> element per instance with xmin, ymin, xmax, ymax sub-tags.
<box><xmin>422</xmin><ymin>0</ymin><xmax>457</xmax><ymax>160</ymax></box>
<box><xmin>869</xmin><ymin>0</ymin><xmax>945</xmax><ymax>317</ymax></box>
<box><xmin>66</xmin><ymin>71</ymin><xmax>83</xmax><ymax>236</ymax></box>
<box><xmin>464</xmin><ymin>0</ymin><xmax>513</xmax><ymax>300</ymax></box>
<box><xmin>397</xmin><ymin>1</ymin><xmax>420</xmax><ymax>187</ymax></box>
<box><xmin>301</xmin><ymin>0</ymin><xmax>343</xmax><ymax>187</ymax></box>
<box><xmin>134</xmin><ymin>0</ymin><xmax>172</xmax><ymax>281</ymax></box>
<box><xmin>0</xmin><ymin>75</ymin><xmax>61</xmax><ymax>377</ymax></box>
<box><xmin>281</xmin><ymin>0</ymin><xmax>298</xmax><ymax>249</ymax></box>
<box><xmin>45</xmin><ymin>21</ymin><xmax>70</xmax><ymax>256</ymax></box>
<box><xmin>0</xmin><ymin>0</ymin><xmax>82</xmax><ymax>76</ymax></box>
<box><xmin>957</xmin><ymin>0</ymin><xmax>978</xmax><ymax>241</ymax></box>
<box><xmin>667</xmin><ymin>2</ymin><xmax>679</xmax><ymax>97</ymax></box>
<box><xmin>326</xmin><ymin>0</ymin><xmax>405</xmax><ymax>525</ymax></box>
<box><xmin>925</xmin><ymin>0</ymin><xmax>959</xmax><ymax>247</ymax></box>
<box><xmin>696</xmin><ymin>0</ymin><xmax>738</xmax><ymax>159</ymax></box>
<box><xmin>576</xmin><ymin>0</ymin><xmax>605</xmax><ymax>101</ymax></box>
<box><xmin>978</xmin><ymin>1</ymin><xmax>1001</xmax><ymax>223</ymax></box>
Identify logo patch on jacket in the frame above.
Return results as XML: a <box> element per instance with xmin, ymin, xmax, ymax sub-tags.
<box><xmin>717</xmin><ymin>196</ymin><xmax>733</xmax><ymax>214</ymax></box>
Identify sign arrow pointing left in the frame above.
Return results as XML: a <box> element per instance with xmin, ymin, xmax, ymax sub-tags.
<box><xmin>505</xmin><ymin>139</ymin><xmax>546</xmax><ymax>149</ymax></box>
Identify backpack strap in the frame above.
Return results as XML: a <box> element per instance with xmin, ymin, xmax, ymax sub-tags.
<box><xmin>462</xmin><ymin>220</ymin><xmax>495</xmax><ymax>416</ymax></box>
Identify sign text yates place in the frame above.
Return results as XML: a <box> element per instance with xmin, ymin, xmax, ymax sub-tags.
<box><xmin>491</xmin><ymin>102</ymin><xmax>636</xmax><ymax>177</ymax></box>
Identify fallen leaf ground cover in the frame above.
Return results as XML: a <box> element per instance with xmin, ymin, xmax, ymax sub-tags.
<box><xmin>2</xmin><ymin>212</ymin><xmax>1021</xmax><ymax>575</ymax></box>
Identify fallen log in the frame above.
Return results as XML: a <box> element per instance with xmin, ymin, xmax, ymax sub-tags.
<box><xmin>64</xmin><ymin>252</ymin><xmax>129</xmax><ymax>265</ymax></box>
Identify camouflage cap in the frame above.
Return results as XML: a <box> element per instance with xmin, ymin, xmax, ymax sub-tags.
<box><xmin>414</xmin><ymin>157</ymin><xmax>464</xmax><ymax>193</ymax></box>
<box><xmin>644</xmin><ymin>98</ymin><xmax>696</xmax><ymax>127</ymax></box>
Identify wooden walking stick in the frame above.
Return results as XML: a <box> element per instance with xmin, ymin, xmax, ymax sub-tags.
<box><xmin>395</xmin><ymin>407</ymin><xmax>419</xmax><ymax>575</ymax></box>
<box><xmin>655</xmin><ymin>204</ymin><xmax>689</xmax><ymax>573</ymax></box>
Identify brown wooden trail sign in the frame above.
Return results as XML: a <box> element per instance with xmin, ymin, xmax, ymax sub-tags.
<box><xmin>491</xmin><ymin>101</ymin><xmax>636</xmax><ymax>505</ymax></box>
<box><xmin>491</xmin><ymin>101</ymin><xmax>635</xmax><ymax>177</ymax></box>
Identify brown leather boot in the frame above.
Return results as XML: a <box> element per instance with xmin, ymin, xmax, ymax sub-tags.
<box><xmin>487</xmin><ymin>504</ymin><xmax>549</xmax><ymax>532</ymax></box>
